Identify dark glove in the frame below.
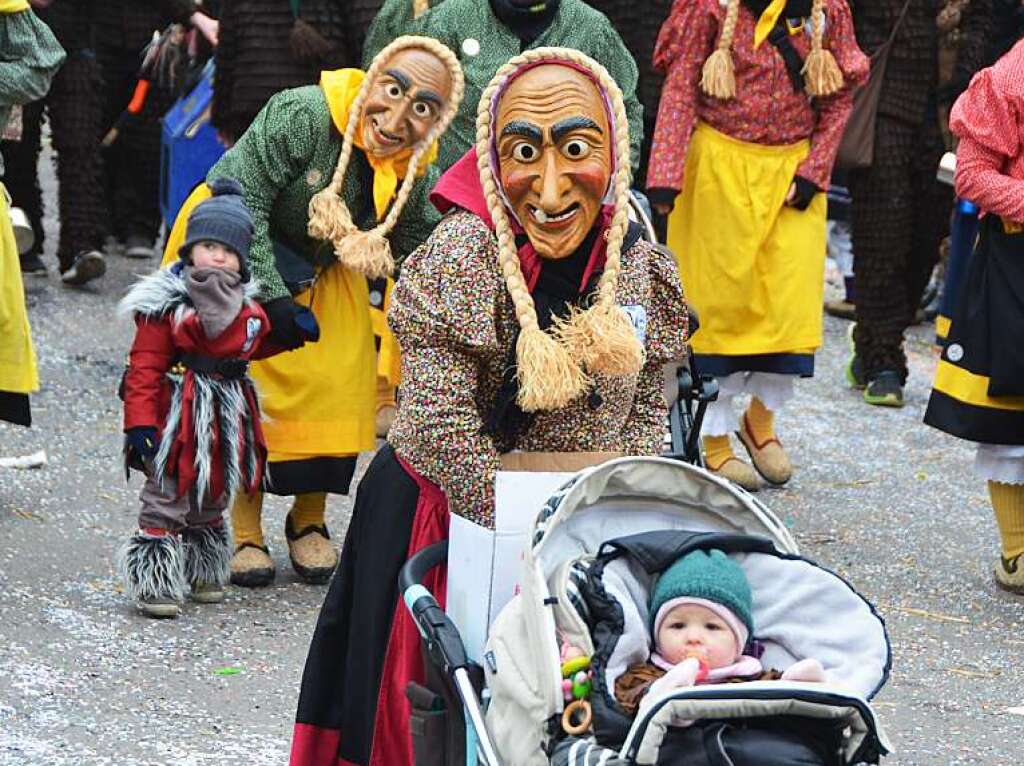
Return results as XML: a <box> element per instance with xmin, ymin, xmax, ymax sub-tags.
<box><xmin>263</xmin><ymin>297</ymin><xmax>320</xmax><ymax>349</ymax></box>
<box><xmin>125</xmin><ymin>426</ymin><xmax>160</xmax><ymax>461</ymax></box>
<box><xmin>787</xmin><ymin>176</ymin><xmax>820</xmax><ymax>211</ymax></box>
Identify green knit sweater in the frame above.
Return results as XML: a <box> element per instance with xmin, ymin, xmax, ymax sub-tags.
<box><xmin>363</xmin><ymin>0</ymin><xmax>643</xmax><ymax>174</ymax></box>
<box><xmin>208</xmin><ymin>85</ymin><xmax>441</xmax><ymax>302</ymax></box>
<box><xmin>0</xmin><ymin>8</ymin><xmax>65</xmax><ymax>178</ymax></box>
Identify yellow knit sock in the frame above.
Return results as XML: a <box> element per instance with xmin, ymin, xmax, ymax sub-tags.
<box><xmin>289</xmin><ymin>492</ymin><xmax>328</xmax><ymax>531</ymax></box>
<box><xmin>231</xmin><ymin>491</ymin><xmax>265</xmax><ymax>548</ymax></box>
<box><xmin>377</xmin><ymin>375</ymin><xmax>397</xmax><ymax>411</ymax></box>
<box><xmin>990</xmin><ymin>481</ymin><xmax>1024</xmax><ymax>560</ymax></box>
<box><xmin>703</xmin><ymin>435</ymin><xmax>735</xmax><ymax>471</ymax></box>
<box><xmin>744</xmin><ymin>397</ymin><xmax>776</xmax><ymax>444</ymax></box>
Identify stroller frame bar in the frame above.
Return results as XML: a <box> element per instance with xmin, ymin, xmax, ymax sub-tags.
<box><xmin>400</xmin><ymin>541</ymin><xmax>503</xmax><ymax>766</ymax></box>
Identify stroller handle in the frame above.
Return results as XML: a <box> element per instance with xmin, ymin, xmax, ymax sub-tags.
<box><xmin>399</xmin><ymin>541</ymin><xmax>471</xmax><ymax>675</ymax></box>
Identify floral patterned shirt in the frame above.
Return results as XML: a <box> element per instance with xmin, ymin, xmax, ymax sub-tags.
<box><xmin>387</xmin><ymin>211</ymin><xmax>689</xmax><ymax>527</ymax></box>
<box><xmin>646</xmin><ymin>0</ymin><xmax>868</xmax><ymax>193</ymax></box>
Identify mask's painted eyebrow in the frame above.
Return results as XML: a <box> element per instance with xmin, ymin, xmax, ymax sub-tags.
<box><xmin>500</xmin><ymin>120</ymin><xmax>542</xmax><ymax>141</ymax></box>
<box><xmin>415</xmin><ymin>90</ymin><xmax>443</xmax><ymax>107</ymax></box>
<box><xmin>552</xmin><ymin>116</ymin><xmax>601</xmax><ymax>143</ymax></box>
<box><xmin>384</xmin><ymin>68</ymin><xmax>411</xmax><ymax>90</ymax></box>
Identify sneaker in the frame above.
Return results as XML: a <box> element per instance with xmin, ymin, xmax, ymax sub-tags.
<box><xmin>19</xmin><ymin>253</ymin><xmax>47</xmax><ymax>276</ymax></box>
<box><xmin>191</xmin><ymin>581</ymin><xmax>225</xmax><ymax>603</ymax></box>
<box><xmin>124</xmin><ymin>234</ymin><xmax>155</xmax><ymax>260</ymax></box>
<box><xmin>285</xmin><ymin>515</ymin><xmax>338</xmax><ymax>584</ymax></box>
<box><xmin>994</xmin><ymin>555</ymin><xmax>1024</xmax><ymax>594</ymax></box>
<box><xmin>230</xmin><ymin>543</ymin><xmax>276</xmax><ymax>588</ymax></box>
<box><xmin>845</xmin><ymin>353</ymin><xmax>866</xmax><ymax>390</ymax></box>
<box><xmin>863</xmin><ymin>370</ymin><xmax>904</xmax><ymax>407</ymax></box>
<box><xmin>60</xmin><ymin>250</ymin><xmax>106</xmax><ymax>286</ymax></box>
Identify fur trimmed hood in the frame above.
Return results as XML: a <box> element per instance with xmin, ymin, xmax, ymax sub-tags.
<box><xmin>118</xmin><ymin>263</ymin><xmax>261</xmax><ymax>324</ymax></box>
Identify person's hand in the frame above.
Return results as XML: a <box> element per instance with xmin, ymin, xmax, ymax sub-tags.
<box><xmin>652</xmin><ymin>202</ymin><xmax>673</xmax><ymax>216</ymax></box>
<box><xmin>785</xmin><ymin>182</ymin><xmax>797</xmax><ymax>205</ymax></box>
<box><xmin>784</xmin><ymin>176</ymin><xmax>820</xmax><ymax>210</ymax></box>
<box><xmin>125</xmin><ymin>426</ymin><xmax>160</xmax><ymax>461</ymax></box>
<box><xmin>190</xmin><ymin>12</ymin><xmax>219</xmax><ymax>46</ymax></box>
<box><xmin>264</xmin><ymin>297</ymin><xmax>320</xmax><ymax>350</ymax></box>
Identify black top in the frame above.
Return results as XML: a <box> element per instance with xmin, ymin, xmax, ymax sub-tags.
<box><xmin>489</xmin><ymin>0</ymin><xmax>561</xmax><ymax>47</ymax></box>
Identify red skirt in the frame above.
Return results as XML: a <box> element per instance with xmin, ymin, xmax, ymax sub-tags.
<box><xmin>290</xmin><ymin>444</ymin><xmax>449</xmax><ymax>766</ymax></box>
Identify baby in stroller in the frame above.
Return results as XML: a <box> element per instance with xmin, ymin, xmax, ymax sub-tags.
<box><xmin>614</xmin><ymin>549</ymin><xmax>826</xmax><ymax>718</ymax></box>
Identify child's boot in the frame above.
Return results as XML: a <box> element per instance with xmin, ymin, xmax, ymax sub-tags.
<box><xmin>703</xmin><ymin>434</ymin><xmax>760</xmax><ymax>492</ymax></box>
<box><xmin>230</xmin><ymin>491</ymin><xmax>276</xmax><ymax>587</ymax></box>
<box><xmin>183</xmin><ymin>524</ymin><xmax>232</xmax><ymax>603</ymax></box>
<box><xmin>736</xmin><ymin>397</ymin><xmax>792</xmax><ymax>486</ymax></box>
<box><xmin>117</xmin><ymin>530</ymin><xmax>186</xmax><ymax>618</ymax></box>
<box><xmin>286</xmin><ymin>492</ymin><xmax>338</xmax><ymax>584</ymax></box>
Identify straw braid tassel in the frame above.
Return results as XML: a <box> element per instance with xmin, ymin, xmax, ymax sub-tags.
<box><xmin>802</xmin><ymin>0</ymin><xmax>844</xmax><ymax>97</ymax></box>
<box><xmin>308</xmin><ymin>35</ymin><xmax>465</xmax><ymax>278</ymax></box>
<box><xmin>701</xmin><ymin>0</ymin><xmax>740</xmax><ymax>99</ymax></box>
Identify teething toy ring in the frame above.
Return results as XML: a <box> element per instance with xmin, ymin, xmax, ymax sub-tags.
<box><xmin>561</xmin><ymin>699</ymin><xmax>593</xmax><ymax>736</ymax></box>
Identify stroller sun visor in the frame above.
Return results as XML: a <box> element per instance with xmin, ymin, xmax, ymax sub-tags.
<box><xmin>599</xmin><ymin>550</ymin><xmax>891</xmax><ymax>702</ymax></box>
<box><xmin>529</xmin><ymin>458</ymin><xmax>799</xmax><ymax>586</ymax></box>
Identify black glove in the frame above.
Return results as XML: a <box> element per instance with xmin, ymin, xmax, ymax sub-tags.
<box><xmin>787</xmin><ymin>176</ymin><xmax>820</xmax><ymax>211</ymax></box>
<box><xmin>125</xmin><ymin>426</ymin><xmax>160</xmax><ymax>461</ymax></box>
<box><xmin>263</xmin><ymin>297</ymin><xmax>320</xmax><ymax>349</ymax></box>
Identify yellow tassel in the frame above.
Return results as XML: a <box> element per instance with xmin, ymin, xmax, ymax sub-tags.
<box><xmin>555</xmin><ymin>306</ymin><xmax>645</xmax><ymax>376</ymax></box>
<box><xmin>515</xmin><ymin>326</ymin><xmax>589</xmax><ymax>412</ymax></box>
<box><xmin>307</xmin><ymin>189</ymin><xmax>354</xmax><ymax>242</ymax></box>
<box><xmin>334</xmin><ymin>230</ymin><xmax>395</xmax><ymax>278</ymax></box>
<box><xmin>802</xmin><ymin>48</ymin><xmax>844</xmax><ymax>97</ymax></box>
<box><xmin>700</xmin><ymin>49</ymin><xmax>736</xmax><ymax>100</ymax></box>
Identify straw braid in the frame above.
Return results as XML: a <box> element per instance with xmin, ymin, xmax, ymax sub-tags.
<box><xmin>412</xmin><ymin>0</ymin><xmax>430</xmax><ymax>18</ymax></box>
<box><xmin>307</xmin><ymin>35</ymin><xmax>464</xmax><ymax>278</ymax></box>
<box><xmin>475</xmin><ymin>48</ymin><xmax>644</xmax><ymax>413</ymax></box>
<box><xmin>701</xmin><ymin>0</ymin><xmax>740</xmax><ymax>99</ymax></box>
<box><xmin>802</xmin><ymin>0</ymin><xmax>844</xmax><ymax>97</ymax></box>
<box><xmin>701</xmin><ymin>0</ymin><xmax>844</xmax><ymax>100</ymax></box>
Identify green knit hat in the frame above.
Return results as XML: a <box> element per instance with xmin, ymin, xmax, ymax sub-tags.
<box><xmin>648</xmin><ymin>549</ymin><xmax>754</xmax><ymax>636</ymax></box>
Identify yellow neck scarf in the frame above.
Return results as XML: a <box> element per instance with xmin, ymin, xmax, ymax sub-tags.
<box><xmin>0</xmin><ymin>0</ymin><xmax>30</xmax><ymax>13</ymax></box>
<box><xmin>753</xmin><ymin>0</ymin><xmax>788</xmax><ymax>48</ymax></box>
<box><xmin>319</xmin><ymin>68</ymin><xmax>439</xmax><ymax>221</ymax></box>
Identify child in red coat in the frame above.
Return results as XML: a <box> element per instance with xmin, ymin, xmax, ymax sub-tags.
<box><xmin>116</xmin><ymin>178</ymin><xmax>317</xmax><ymax>618</ymax></box>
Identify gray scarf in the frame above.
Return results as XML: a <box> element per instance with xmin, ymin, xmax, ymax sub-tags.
<box><xmin>184</xmin><ymin>266</ymin><xmax>245</xmax><ymax>340</ymax></box>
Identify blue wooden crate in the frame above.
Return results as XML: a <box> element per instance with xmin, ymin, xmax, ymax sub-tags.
<box><xmin>160</xmin><ymin>60</ymin><xmax>224</xmax><ymax>226</ymax></box>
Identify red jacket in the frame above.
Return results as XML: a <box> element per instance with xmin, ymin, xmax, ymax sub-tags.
<box><xmin>120</xmin><ymin>266</ymin><xmax>283</xmax><ymax>500</ymax></box>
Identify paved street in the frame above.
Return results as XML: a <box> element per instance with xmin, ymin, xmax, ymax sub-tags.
<box><xmin>1</xmin><ymin>146</ymin><xmax>1022</xmax><ymax>765</ymax></box>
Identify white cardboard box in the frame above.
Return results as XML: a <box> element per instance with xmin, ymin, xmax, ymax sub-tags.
<box><xmin>446</xmin><ymin>470</ymin><xmax>572</xmax><ymax>662</ymax></box>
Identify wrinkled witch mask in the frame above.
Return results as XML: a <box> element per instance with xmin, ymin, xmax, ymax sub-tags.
<box><xmin>494</xmin><ymin>63</ymin><xmax>612</xmax><ymax>259</ymax></box>
<box><xmin>361</xmin><ymin>47</ymin><xmax>455</xmax><ymax>158</ymax></box>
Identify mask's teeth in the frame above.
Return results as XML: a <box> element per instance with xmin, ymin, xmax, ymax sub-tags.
<box><xmin>534</xmin><ymin>208</ymin><xmax>549</xmax><ymax>224</ymax></box>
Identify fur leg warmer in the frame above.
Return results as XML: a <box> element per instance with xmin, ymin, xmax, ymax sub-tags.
<box><xmin>116</xmin><ymin>533</ymin><xmax>186</xmax><ymax>603</ymax></box>
<box><xmin>182</xmin><ymin>525</ymin><xmax>232</xmax><ymax>587</ymax></box>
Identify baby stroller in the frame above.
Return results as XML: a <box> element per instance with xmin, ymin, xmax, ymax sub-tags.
<box><xmin>400</xmin><ymin>457</ymin><xmax>892</xmax><ymax>766</ymax></box>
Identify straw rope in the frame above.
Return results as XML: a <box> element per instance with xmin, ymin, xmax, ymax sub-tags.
<box><xmin>475</xmin><ymin>47</ymin><xmax>644</xmax><ymax>413</ymax></box>
<box><xmin>307</xmin><ymin>35</ymin><xmax>464</xmax><ymax>277</ymax></box>
<box><xmin>412</xmin><ymin>0</ymin><xmax>430</xmax><ymax>18</ymax></box>
<box><xmin>701</xmin><ymin>0</ymin><xmax>740</xmax><ymax>99</ymax></box>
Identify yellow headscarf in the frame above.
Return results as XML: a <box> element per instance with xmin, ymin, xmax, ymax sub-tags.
<box><xmin>753</xmin><ymin>0</ymin><xmax>788</xmax><ymax>47</ymax></box>
<box><xmin>319</xmin><ymin>68</ymin><xmax>439</xmax><ymax>220</ymax></box>
<box><xmin>0</xmin><ymin>0</ymin><xmax>30</xmax><ymax>13</ymax></box>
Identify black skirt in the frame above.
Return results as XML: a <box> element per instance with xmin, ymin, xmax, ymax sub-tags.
<box><xmin>925</xmin><ymin>216</ymin><xmax>1024</xmax><ymax>445</ymax></box>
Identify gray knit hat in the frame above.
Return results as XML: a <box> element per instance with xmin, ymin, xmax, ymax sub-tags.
<box><xmin>179</xmin><ymin>177</ymin><xmax>253</xmax><ymax>281</ymax></box>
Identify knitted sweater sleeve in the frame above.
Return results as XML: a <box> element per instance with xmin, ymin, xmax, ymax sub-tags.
<box><xmin>0</xmin><ymin>9</ymin><xmax>66</xmax><ymax>106</ymax></box>
<box><xmin>208</xmin><ymin>89</ymin><xmax>324</xmax><ymax>302</ymax></box>
<box><xmin>387</xmin><ymin>213</ymin><xmax>505</xmax><ymax>527</ymax></box>
<box><xmin>591</xmin><ymin>19</ymin><xmax>644</xmax><ymax>174</ymax></box>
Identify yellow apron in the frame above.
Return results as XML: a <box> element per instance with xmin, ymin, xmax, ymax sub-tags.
<box><xmin>666</xmin><ymin>123</ymin><xmax>826</xmax><ymax>359</ymax></box>
<box><xmin>162</xmin><ymin>185</ymin><xmax>376</xmax><ymax>460</ymax></box>
<box><xmin>0</xmin><ymin>184</ymin><xmax>38</xmax><ymax>395</ymax></box>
